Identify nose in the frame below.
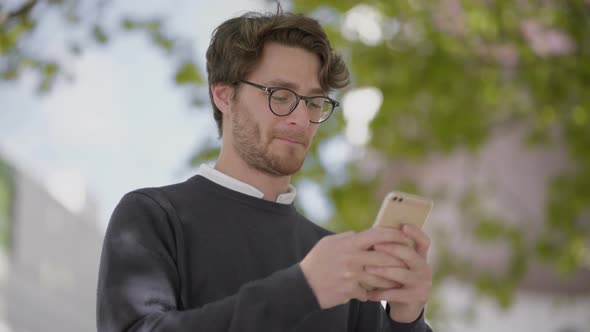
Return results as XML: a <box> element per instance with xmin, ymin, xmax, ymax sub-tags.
<box><xmin>286</xmin><ymin>99</ymin><xmax>311</xmax><ymax>128</ymax></box>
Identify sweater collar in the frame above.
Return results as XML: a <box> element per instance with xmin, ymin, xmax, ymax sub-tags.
<box><xmin>196</xmin><ymin>164</ymin><xmax>297</xmax><ymax>205</ymax></box>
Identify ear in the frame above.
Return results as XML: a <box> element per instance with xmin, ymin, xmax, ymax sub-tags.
<box><xmin>211</xmin><ymin>83</ymin><xmax>233</xmax><ymax>114</ymax></box>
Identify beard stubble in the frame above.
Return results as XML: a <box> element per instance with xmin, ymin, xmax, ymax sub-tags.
<box><xmin>231</xmin><ymin>104</ymin><xmax>308</xmax><ymax>177</ymax></box>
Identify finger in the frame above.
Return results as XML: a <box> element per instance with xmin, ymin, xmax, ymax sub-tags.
<box><xmin>355</xmin><ymin>250</ymin><xmax>405</xmax><ymax>268</ymax></box>
<box><xmin>352</xmin><ymin>283</ymin><xmax>368</xmax><ymax>302</ymax></box>
<box><xmin>354</xmin><ymin>227</ymin><xmax>408</xmax><ymax>250</ymax></box>
<box><xmin>378</xmin><ymin>227</ymin><xmax>414</xmax><ymax>247</ymax></box>
<box><xmin>373</xmin><ymin>243</ymin><xmax>426</xmax><ymax>271</ymax></box>
<box><xmin>401</xmin><ymin>224</ymin><xmax>431</xmax><ymax>258</ymax></box>
<box><xmin>372</xmin><ymin>244</ymin><xmax>409</xmax><ymax>268</ymax></box>
<box><xmin>365</xmin><ymin>266</ymin><xmax>415</xmax><ymax>286</ymax></box>
<box><xmin>359</xmin><ymin>270</ymin><xmax>402</xmax><ymax>289</ymax></box>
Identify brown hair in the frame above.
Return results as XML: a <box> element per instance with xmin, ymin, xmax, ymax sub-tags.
<box><xmin>206</xmin><ymin>7</ymin><xmax>350</xmax><ymax>136</ymax></box>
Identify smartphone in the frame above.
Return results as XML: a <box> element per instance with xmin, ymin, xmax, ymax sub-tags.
<box><xmin>361</xmin><ymin>191</ymin><xmax>434</xmax><ymax>291</ymax></box>
<box><xmin>372</xmin><ymin>191</ymin><xmax>434</xmax><ymax>246</ymax></box>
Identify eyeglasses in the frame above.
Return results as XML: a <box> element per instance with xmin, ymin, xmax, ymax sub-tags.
<box><xmin>238</xmin><ymin>80</ymin><xmax>340</xmax><ymax>124</ymax></box>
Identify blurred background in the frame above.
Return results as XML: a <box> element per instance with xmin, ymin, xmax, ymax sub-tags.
<box><xmin>1</xmin><ymin>0</ymin><xmax>589</xmax><ymax>331</ymax></box>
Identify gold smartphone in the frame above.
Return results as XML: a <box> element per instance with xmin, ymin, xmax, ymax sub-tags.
<box><xmin>362</xmin><ymin>191</ymin><xmax>433</xmax><ymax>291</ymax></box>
<box><xmin>372</xmin><ymin>191</ymin><xmax>434</xmax><ymax>246</ymax></box>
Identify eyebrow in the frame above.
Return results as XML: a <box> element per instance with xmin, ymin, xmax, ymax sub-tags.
<box><xmin>264</xmin><ymin>79</ymin><xmax>326</xmax><ymax>96</ymax></box>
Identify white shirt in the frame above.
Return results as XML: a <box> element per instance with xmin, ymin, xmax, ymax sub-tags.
<box><xmin>196</xmin><ymin>164</ymin><xmax>297</xmax><ymax>205</ymax></box>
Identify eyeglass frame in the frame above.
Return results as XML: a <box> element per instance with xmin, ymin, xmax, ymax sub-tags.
<box><xmin>237</xmin><ymin>80</ymin><xmax>340</xmax><ymax>124</ymax></box>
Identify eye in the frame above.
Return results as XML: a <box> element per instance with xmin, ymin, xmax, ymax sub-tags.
<box><xmin>270</xmin><ymin>90</ymin><xmax>293</xmax><ymax>103</ymax></box>
<box><xmin>309</xmin><ymin>98</ymin><xmax>327</xmax><ymax>110</ymax></box>
<box><xmin>271</xmin><ymin>95</ymin><xmax>289</xmax><ymax>102</ymax></box>
<box><xmin>309</xmin><ymin>102</ymin><xmax>322</xmax><ymax>110</ymax></box>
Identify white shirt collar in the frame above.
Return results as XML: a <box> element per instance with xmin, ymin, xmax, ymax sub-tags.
<box><xmin>196</xmin><ymin>163</ymin><xmax>297</xmax><ymax>205</ymax></box>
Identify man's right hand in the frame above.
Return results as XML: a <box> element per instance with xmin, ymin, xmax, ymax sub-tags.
<box><xmin>299</xmin><ymin>227</ymin><xmax>409</xmax><ymax>309</ymax></box>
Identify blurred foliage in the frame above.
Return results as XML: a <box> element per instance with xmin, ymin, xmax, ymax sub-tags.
<box><xmin>0</xmin><ymin>159</ymin><xmax>14</xmax><ymax>250</ymax></box>
<box><xmin>2</xmin><ymin>0</ymin><xmax>590</xmax><ymax>327</ymax></box>
<box><xmin>290</xmin><ymin>0</ymin><xmax>590</xmax><ymax>324</ymax></box>
<box><xmin>0</xmin><ymin>0</ymin><xmax>203</xmax><ymax>96</ymax></box>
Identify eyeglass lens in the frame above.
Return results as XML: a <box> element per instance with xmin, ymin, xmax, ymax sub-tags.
<box><xmin>270</xmin><ymin>89</ymin><xmax>333</xmax><ymax>123</ymax></box>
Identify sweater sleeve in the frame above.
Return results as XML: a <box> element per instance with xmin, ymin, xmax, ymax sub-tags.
<box><xmin>349</xmin><ymin>300</ymin><xmax>433</xmax><ymax>332</ymax></box>
<box><xmin>96</xmin><ymin>192</ymin><xmax>320</xmax><ymax>332</ymax></box>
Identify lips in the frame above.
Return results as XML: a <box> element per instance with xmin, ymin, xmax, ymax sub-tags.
<box><xmin>272</xmin><ymin>129</ymin><xmax>308</xmax><ymax>146</ymax></box>
<box><xmin>275</xmin><ymin>137</ymin><xmax>305</xmax><ymax>145</ymax></box>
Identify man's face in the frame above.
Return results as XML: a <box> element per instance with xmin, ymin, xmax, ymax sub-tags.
<box><xmin>228</xmin><ymin>42</ymin><xmax>322</xmax><ymax>177</ymax></box>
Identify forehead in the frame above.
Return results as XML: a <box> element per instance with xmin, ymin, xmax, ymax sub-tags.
<box><xmin>248</xmin><ymin>42</ymin><xmax>324</xmax><ymax>95</ymax></box>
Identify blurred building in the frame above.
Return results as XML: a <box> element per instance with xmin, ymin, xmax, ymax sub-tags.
<box><xmin>0</xmin><ymin>156</ymin><xmax>102</xmax><ymax>332</ymax></box>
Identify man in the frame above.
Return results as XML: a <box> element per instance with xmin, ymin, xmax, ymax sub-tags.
<box><xmin>97</xmin><ymin>8</ymin><xmax>433</xmax><ymax>332</ymax></box>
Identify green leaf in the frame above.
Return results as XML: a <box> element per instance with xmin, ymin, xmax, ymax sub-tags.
<box><xmin>122</xmin><ymin>18</ymin><xmax>137</xmax><ymax>30</ymax></box>
<box><xmin>43</xmin><ymin>62</ymin><xmax>58</xmax><ymax>77</ymax></box>
<box><xmin>174</xmin><ymin>61</ymin><xmax>203</xmax><ymax>85</ymax></box>
<box><xmin>190</xmin><ymin>146</ymin><xmax>220</xmax><ymax>166</ymax></box>
<box><xmin>1</xmin><ymin>67</ymin><xmax>19</xmax><ymax>80</ymax></box>
<box><xmin>92</xmin><ymin>25</ymin><xmax>108</xmax><ymax>44</ymax></box>
<box><xmin>151</xmin><ymin>32</ymin><xmax>174</xmax><ymax>51</ymax></box>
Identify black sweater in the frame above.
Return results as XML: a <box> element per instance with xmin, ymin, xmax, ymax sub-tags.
<box><xmin>97</xmin><ymin>175</ymin><xmax>431</xmax><ymax>331</ymax></box>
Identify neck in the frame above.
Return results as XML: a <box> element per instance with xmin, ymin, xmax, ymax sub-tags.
<box><xmin>215</xmin><ymin>147</ymin><xmax>291</xmax><ymax>202</ymax></box>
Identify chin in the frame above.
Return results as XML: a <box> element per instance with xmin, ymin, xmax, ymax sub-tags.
<box><xmin>265</xmin><ymin>154</ymin><xmax>306</xmax><ymax>177</ymax></box>
<box><xmin>267</xmin><ymin>162</ymin><xmax>304</xmax><ymax>177</ymax></box>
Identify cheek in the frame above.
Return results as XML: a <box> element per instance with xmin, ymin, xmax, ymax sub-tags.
<box><xmin>308</xmin><ymin>125</ymin><xmax>319</xmax><ymax>140</ymax></box>
<box><xmin>262</xmin><ymin>114</ymin><xmax>281</xmax><ymax>134</ymax></box>
<box><xmin>256</xmin><ymin>116</ymin><xmax>277</xmax><ymax>143</ymax></box>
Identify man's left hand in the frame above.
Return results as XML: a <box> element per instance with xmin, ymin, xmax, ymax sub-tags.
<box><xmin>365</xmin><ymin>224</ymin><xmax>432</xmax><ymax>323</ymax></box>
